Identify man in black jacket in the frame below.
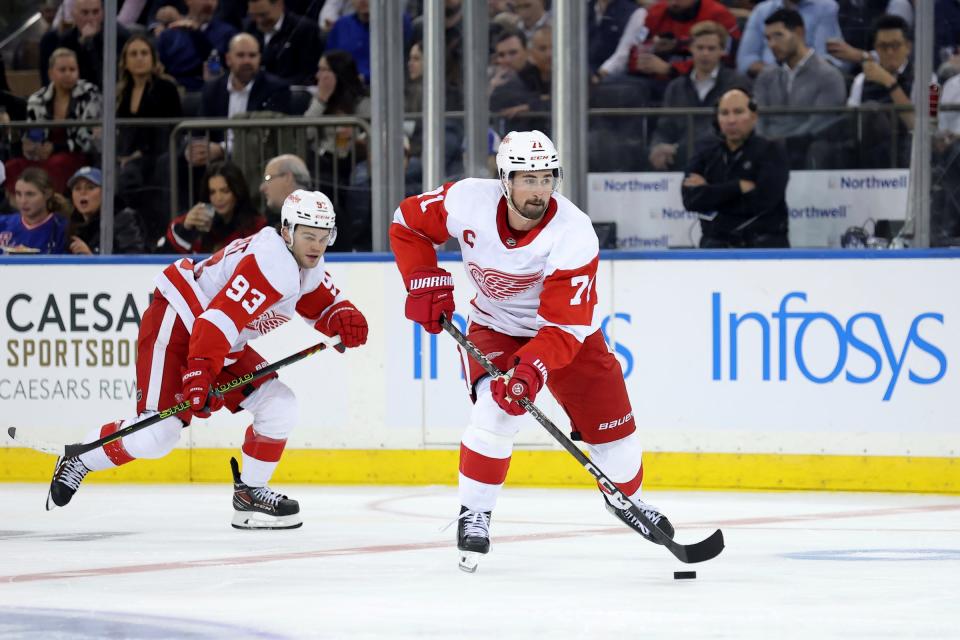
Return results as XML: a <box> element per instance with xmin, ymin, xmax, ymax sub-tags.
<box><xmin>245</xmin><ymin>0</ymin><xmax>323</xmax><ymax>86</ymax></box>
<box><xmin>681</xmin><ymin>88</ymin><xmax>790</xmax><ymax>248</ymax></box>
<box><xmin>39</xmin><ymin>0</ymin><xmax>130</xmax><ymax>88</ymax></box>
<box><xmin>187</xmin><ymin>33</ymin><xmax>292</xmax><ymax>167</ymax></box>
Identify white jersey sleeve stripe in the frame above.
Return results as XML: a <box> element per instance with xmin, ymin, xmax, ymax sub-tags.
<box><xmin>199</xmin><ymin>308</ymin><xmax>241</xmax><ymax>348</ymax></box>
<box><xmin>145</xmin><ymin>303</ymin><xmax>179</xmax><ymax>411</ymax></box>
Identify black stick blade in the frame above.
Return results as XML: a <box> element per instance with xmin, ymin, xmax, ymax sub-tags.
<box><xmin>7</xmin><ymin>427</ymin><xmax>15</xmax><ymax>439</ymax></box>
<box><xmin>669</xmin><ymin>529</ymin><xmax>725</xmax><ymax>564</ymax></box>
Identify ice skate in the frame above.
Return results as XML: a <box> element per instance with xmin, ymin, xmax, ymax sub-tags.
<box><xmin>456</xmin><ymin>506</ymin><xmax>492</xmax><ymax>573</ymax></box>
<box><xmin>601</xmin><ymin>489</ymin><xmax>674</xmax><ymax>544</ymax></box>
<box><xmin>230</xmin><ymin>457</ymin><xmax>302</xmax><ymax>530</ymax></box>
<box><xmin>46</xmin><ymin>456</ymin><xmax>90</xmax><ymax>511</ymax></box>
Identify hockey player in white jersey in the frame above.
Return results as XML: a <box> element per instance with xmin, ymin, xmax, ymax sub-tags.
<box><xmin>47</xmin><ymin>190</ymin><xmax>369</xmax><ymax>529</ymax></box>
<box><xmin>390</xmin><ymin>130</ymin><xmax>674</xmax><ymax>571</ymax></box>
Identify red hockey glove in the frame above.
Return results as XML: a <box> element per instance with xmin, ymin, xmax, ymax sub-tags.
<box><xmin>181</xmin><ymin>358</ymin><xmax>224</xmax><ymax>418</ymax></box>
<box><xmin>405</xmin><ymin>267</ymin><xmax>455</xmax><ymax>334</ymax></box>
<box><xmin>316</xmin><ymin>301</ymin><xmax>368</xmax><ymax>348</ymax></box>
<box><xmin>490</xmin><ymin>355</ymin><xmax>548</xmax><ymax>416</ymax></box>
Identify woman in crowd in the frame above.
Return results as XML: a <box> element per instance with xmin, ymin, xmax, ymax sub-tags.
<box><xmin>116</xmin><ymin>34</ymin><xmax>183</xmax><ymax>242</ymax></box>
<box><xmin>158</xmin><ymin>161</ymin><xmax>266</xmax><ymax>254</ymax></box>
<box><xmin>66</xmin><ymin>166</ymin><xmax>147</xmax><ymax>255</ymax></box>
<box><xmin>0</xmin><ymin>167</ymin><xmax>69</xmax><ymax>254</ymax></box>
<box><xmin>304</xmin><ymin>49</ymin><xmax>369</xmax><ymax>250</ymax></box>
<box><xmin>5</xmin><ymin>48</ymin><xmax>101</xmax><ymax>194</ymax></box>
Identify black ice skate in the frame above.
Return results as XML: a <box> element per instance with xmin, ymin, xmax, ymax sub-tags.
<box><xmin>456</xmin><ymin>506</ymin><xmax>492</xmax><ymax>573</ymax></box>
<box><xmin>601</xmin><ymin>489</ymin><xmax>675</xmax><ymax>545</ymax></box>
<box><xmin>230</xmin><ymin>457</ymin><xmax>302</xmax><ymax>530</ymax></box>
<box><xmin>46</xmin><ymin>456</ymin><xmax>90</xmax><ymax>511</ymax></box>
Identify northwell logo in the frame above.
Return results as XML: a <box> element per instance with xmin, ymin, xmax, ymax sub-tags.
<box><xmin>711</xmin><ymin>291</ymin><xmax>946</xmax><ymax>401</ymax></box>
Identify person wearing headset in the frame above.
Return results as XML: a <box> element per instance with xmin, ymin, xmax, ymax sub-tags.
<box><xmin>681</xmin><ymin>87</ymin><xmax>790</xmax><ymax>248</ymax></box>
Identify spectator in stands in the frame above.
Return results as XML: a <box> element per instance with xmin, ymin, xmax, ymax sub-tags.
<box><xmin>259</xmin><ymin>153</ymin><xmax>311</xmax><ymax>224</ymax></box>
<box><xmin>0</xmin><ymin>167</ymin><xmax>69</xmax><ymax>254</ymax></box>
<box><xmin>846</xmin><ymin>14</ymin><xmax>914</xmax><ymax>167</ymax></box>
<box><xmin>831</xmin><ymin>1</ymin><xmax>912</xmax><ymax>61</ymax></box>
<box><xmin>631</xmin><ymin>0</ymin><xmax>741</xmax><ymax>93</ymax></box>
<box><xmin>65</xmin><ymin>167</ymin><xmax>147</xmax><ymax>255</ymax></box>
<box><xmin>490</xmin><ymin>26</ymin><xmax>552</xmax><ymax>133</ymax></box>
<box><xmin>304</xmin><ymin>50</ymin><xmax>370</xmax><ymax>244</ymax></box>
<box><xmin>489</xmin><ymin>30</ymin><xmax>529</xmax><ymax>97</ymax></box>
<box><xmin>404</xmin><ymin>40</ymin><xmax>424</xmax><ymax>157</ymax></box>
<box><xmin>39</xmin><ymin>0</ymin><xmax>131</xmax><ymax>88</ymax></box>
<box><xmin>346</xmin><ymin>135</ymin><xmax>422</xmax><ymax>252</ymax></box>
<box><xmin>753</xmin><ymin>8</ymin><xmax>847</xmax><ymax>168</ymax></box>
<box><xmin>682</xmin><ymin>88</ymin><xmax>790</xmax><ymax>248</ymax></box>
<box><xmin>593</xmin><ymin>5</ymin><xmax>648</xmax><ymax>83</ymax></box>
<box><xmin>737</xmin><ymin>0</ymin><xmax>843</xmax><ymax>78</ymax></box>
<box><xmin>159</xmin><ymin>161</ymin><xmax>267</xmax><ymax>253</ymax></box>
<box><xmin>245</xmin><ymin>0</ymin><xmax>323</xmax><ymax>86</ymax></box>
<box><xmin>116</xmin><ymin>35</ymin><xmax>183</xmax><ymax>241</ymax></box>
<box><xmin>320</xmin><ymin>0</ymin><xmax>354</xmax><ymax>32</ymax></box>
<box><xmin>188</xmin><ymin>33</ymin><xmax>292</xmax><ymax>168</ymax></box>
<box><xmin>936</xmin><ymin>0</ymin><xmax>960</xmax><ymax>71</ymax></box>
<box><xmin>6</xmin><ymin>49</ymin><xmax>101</xmax><ymax>196</ymax></box>
<box><xmin>157</xmin><ymin>0</ymin><xmax>238</xmax><ymax>92</ymax></box>
<box><xmin>327</xmin><ymin>0</ymin><xmax>413</xmax><ymax>85</ymax></box>
<box><xmin>515</xmin><ymin>0</ymin><xmax>551</xmax><ymax>41</ymax></box>
<box><xmin>933</xmin><ymin>70</ymin><xmax>960</xmax><ymax>241</ymax></box>
<box><xmin>649</xmin><ymin>21</ymin><xmax>751</xmax><ymax>171</ymax></box>
<box><xmin>588</xmin><ymin>0</ymin><xmax>640</xmax><ymax>75</ymax></box>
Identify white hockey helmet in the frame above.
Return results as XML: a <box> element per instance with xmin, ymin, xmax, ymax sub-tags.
<box><xmin>495</xmin><ymin>130</ymin><xmax>563</xmax><ymax>201</ymax></box>
<box><xmin>280</xmin><ymin>189</ymin><xmax>337</xmax><ymax>246</ymax></box>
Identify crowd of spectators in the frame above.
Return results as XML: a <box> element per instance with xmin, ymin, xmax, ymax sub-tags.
<box><xmin>3</xmin><ymin>0</ymin><xmax>960</xmax><ymax>253</ymax></box>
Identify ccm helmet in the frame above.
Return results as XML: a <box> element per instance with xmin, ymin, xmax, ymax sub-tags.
<box><xmin>495</xmin><ymin>130</ymin><xmax>563</xmax><ymax>201</ymax></box>
<box><xmin>280</xmin><ymin>189</ymin><xmax>337</xmax><ymax>246</ymax></box>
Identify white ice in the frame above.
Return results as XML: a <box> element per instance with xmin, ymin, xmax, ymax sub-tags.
<box><xmin>1</xmin><ymin>483</ymin><xmax>959</xmax><ymax>639</ymax></box>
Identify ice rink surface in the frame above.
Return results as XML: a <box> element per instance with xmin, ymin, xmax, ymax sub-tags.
<box><xmin>1</xmin><ymin>482</ymin><xmax>959</xmax><ymax>639</ymax></box>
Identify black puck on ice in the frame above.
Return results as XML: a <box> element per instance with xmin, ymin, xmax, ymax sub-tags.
<box><xmin>673</xmin><ymin>571</ymin><xmax>697</xmax><ymax>580</ymax></box>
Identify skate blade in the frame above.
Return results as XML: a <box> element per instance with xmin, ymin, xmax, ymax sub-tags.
<box><xmin>231</xmin><ymin>511</ymin><xmax>302</xmax><ymax>530</ymax></box>
<box><xmin>459</xmin><ymin>551</ymin><xmax>480</xmax><ymax>573</ymax></box>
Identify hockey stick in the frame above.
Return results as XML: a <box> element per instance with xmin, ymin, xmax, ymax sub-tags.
<box><xmin>440</xmin><ymin>316</ymin><xmax>724</xmax><ymax>564</ymax></box>
<box><xmin>6</xmin><ymin>339</ymin><xmax>346</xmax><ymax>459</ymax></box>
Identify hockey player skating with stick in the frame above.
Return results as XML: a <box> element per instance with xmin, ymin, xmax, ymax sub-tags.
<box><xmin>390</xmin><ymin>130</ymin><xmax>674</xmax><ymax>571</ymax></box>
<box><xmin>47</xmin><ymin>190</ymin><xmax>368</xmax><ymax>529</ymax></box>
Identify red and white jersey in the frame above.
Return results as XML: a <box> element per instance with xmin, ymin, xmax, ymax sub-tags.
<box><xmin>154</xmin><ymin>227</ymin><xmax>345</xmax><ymax>369</ymax></box>
<box><xmin>391</xmin><ymin>178</ymin><xmax>600</xmax><ymax>372</ymax></box>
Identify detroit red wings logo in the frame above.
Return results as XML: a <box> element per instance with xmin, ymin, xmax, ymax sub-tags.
<box><xmin>246</xmin><ymin>310</ymin><xmax>290</xmax><ymax>334</ymax></box>
<box><xmin>467</xmin><ymin>262</ymin><xmax>543</xmax><ymax>300</ymax></box>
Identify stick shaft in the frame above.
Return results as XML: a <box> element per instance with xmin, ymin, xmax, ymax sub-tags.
<box><xmin>62</xmin><ymin>340</ymin><xmax>343</xmax><ymax>458</ymax></box>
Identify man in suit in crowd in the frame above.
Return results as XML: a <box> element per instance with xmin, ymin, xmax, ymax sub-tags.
<box><xmin>187</xmin><ymin>33</ymin><xmax>292</xmax><ymax>168</ymax></box>
<box><xmin>245</xmin><ymin>0</ymin><xmax>323</xmax><ymax>86</ymax></box>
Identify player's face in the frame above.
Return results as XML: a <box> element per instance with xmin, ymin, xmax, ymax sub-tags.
<box><xmin>509</xmin><ymin>170</ymin><xmax>554</xmax><ymax>220</ymax></box>
<box><xmin>208</xmin><ymin>175</ymin><xmax>237</xmax><ymax>216</ymax></box>
<box><xmin>288</xmin><ymin>226</ymin><xmax>332</xmax><ymax>268</ymax></box>
<box><xmin>71</xmin><ymin>178</ymin><xmax>102</xmax><ymax>216</ymax></box>
<box><xmin>15</xmin><ymin>180</ymin><xmax>49</xmax><ymax>220</ymax></box>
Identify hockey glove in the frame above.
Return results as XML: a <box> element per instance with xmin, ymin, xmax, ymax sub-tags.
<box><xmin>490</xmin><ymin>355</ymin><xmax>548</xmax><ymax>416</ymax></box>
<box><xmin>405</xmin><ymin>267</ymin><xmax>455</xmax><ymax>334</ymax></box>
<box><xmin>316</xmin><ymin>301</ymin><xmax>368</xmax><ymax>348</ymax></box>
<box><xmin>181</xmin><ymin>358</ymin><xmax>224</xmax><ymax>418</ymax></box>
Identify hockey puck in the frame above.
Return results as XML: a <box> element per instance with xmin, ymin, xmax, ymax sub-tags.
<box><xmin>673</xmin><ymin>571</ymin><xmax>697</xmax><ymax>580</ymax></box>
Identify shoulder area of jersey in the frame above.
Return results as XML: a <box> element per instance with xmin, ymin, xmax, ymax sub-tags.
<box><xmin>447</xmin><ymin>177</ymin><xmax>502</xmax><ymax>200</ymax></box>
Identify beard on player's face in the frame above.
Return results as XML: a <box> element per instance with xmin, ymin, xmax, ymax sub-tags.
<box><xmin>514</xmin><ymin>195</ymin><xmax>548</xmax><ymax>219</ymax></box>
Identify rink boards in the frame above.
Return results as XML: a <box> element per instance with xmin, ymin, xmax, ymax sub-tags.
<box><xmin>0</xmin><ymin>251</ymin><xmax>957</xmax><ymax>493</ymax></box>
